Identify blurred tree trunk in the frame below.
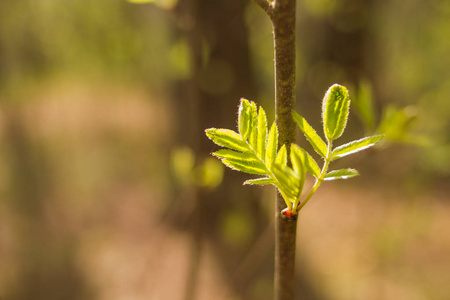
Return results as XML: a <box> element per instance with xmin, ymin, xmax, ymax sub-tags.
<box><xmin>173</xmin><ymin>0</ymin><xmax>262</xmax><ymax>298</ymax></box>
<box><xmin>171</xmin><ymin>0</ymin><xmax>267</xmax><ymax>299</ymax></box>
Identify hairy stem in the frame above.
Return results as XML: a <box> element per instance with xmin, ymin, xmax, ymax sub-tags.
<box><xmin>271</xmin><ymin>0</ymin><xmax>297</xmax><ymax>300</ymax></box>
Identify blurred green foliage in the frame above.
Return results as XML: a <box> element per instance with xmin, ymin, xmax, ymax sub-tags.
<box><xmin>170</xmin><ymin>146</ymin><xmax>224</xmax><ymax>189</ymax></box>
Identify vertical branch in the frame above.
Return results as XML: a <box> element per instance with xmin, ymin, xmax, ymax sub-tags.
<box><xmin>271</xmin><ymin>1</ymin><xmax>298</xmax><ymax>300</ymax></box>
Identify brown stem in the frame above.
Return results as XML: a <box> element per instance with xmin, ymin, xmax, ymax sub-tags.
<box><xmin>275</xmin><ymin>211</ymin><xmax>297</xmax><ymax>300</ymax></box>
<box><xmin>271</xmin><ymin>0</ymin><xmax>298</xmax><ymax>299</ymax></box>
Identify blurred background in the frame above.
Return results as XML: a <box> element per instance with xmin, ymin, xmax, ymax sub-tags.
<box><xmin>0</xmin><ymin>0</ymin><xmax>449</xmax><ymax>299</ymax></box>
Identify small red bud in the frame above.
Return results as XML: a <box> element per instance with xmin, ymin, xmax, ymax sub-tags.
<box><xmin>281</xmin><ymin>208</ymin><xmax>297</xmax><ymax>219</ymax></box>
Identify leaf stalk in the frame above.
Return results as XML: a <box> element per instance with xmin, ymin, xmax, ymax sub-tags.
<box><xmin>295</xmin><ymin>140</ymin><xmax>333</xmax><ymax>212</ymax></box>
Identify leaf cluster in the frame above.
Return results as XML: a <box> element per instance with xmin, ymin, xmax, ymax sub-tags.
<box><xmin>206</xmin><ymin>84</ymin><xmax>384</xmax><ymax>214</ymax></box>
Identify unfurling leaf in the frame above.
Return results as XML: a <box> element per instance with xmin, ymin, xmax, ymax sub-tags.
<box><xmin>331</xmin><ymin>134</ymin><xmax>384</xmax><ymax>160</ymax></box>
<box><xmin>322</xmin><ymin>84</ymin><xmax>351</xmax><ymax>141</ymax></box>
<box><xmin>324</xmin><ymin>168</ymin><xmax>359</xmax><ymax>181</ymax></box>
<box><xmin>205</xmin><ymin>128</ymin><xmax>249</xmax><ymax>152</ymax></box>
<box><xmin>292</xmin><ymin>111</ymin><xmax>327</xmax><ymax>158</ymax></box>
<box><xmin>243</xmin><ymin>177</ymin><xmax>275</xmax><ymax>185</ymax></box>
<box><xmin>265</xmin><ymin>123</ymin><xmax>278</xmax><ymax>168</ymax></box>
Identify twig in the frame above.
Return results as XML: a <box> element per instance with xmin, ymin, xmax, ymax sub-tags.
<box><xmin>251</xmin><ymin>0</ymin><xmax>274</xmax><ymax>16</ymax></box>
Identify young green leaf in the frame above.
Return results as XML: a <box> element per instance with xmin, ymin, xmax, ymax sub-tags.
<box><xmin>275</xmin><ymin>144</ymin><xmax>287</xmax><ymax>166</ymax></box>
<box><xmin>322</xmin><ymin>84</ymin><xmax>351</xmax><ymax>141</ymax></box>
<box><xmin>221</xmin><ymin>159</ymin><xmax>267</xmax><ymax>175</ymax></box>
<box><xmin>238</xmin><ymin>98</ymin><xmax>251</xmax><ymax>140</ymax></box>
<box><xmin>324</xmin><ymin>168</ymin><xmax>359</xmax><ymax>181</ymax></box>
<box><xmin>291</xmin><ymin>144</ymin><xmax>320</xmax><ymax>178</ymax></box>
<box><xmin>331</xmin><ymin>134</ymin><xmax>384</xmax><ymax>160</ymax></box>
<box><xmin>290</xmin><ymin>145</ymin><xmax>304</xmax><ymax>177</ymax></box>
<box><xmin>290</xmin><ymin>145</ymin><xmax>306</xmax><ymax>193</ymax></box>
<box><xmin>243</xmin><ymin>177</ymin><xmax>275</xmax><ymax>185</ymax></box>
<box><xmin>213</xmin><ymin>149</ymin><xmax>257</xmax><ymax>162</ymax></box>
<box><xmin>205</xmin><ymin>128</ymin><xmax>249</xmax><ymax>152</ymax></box>
<box><xmin>265</xmin><ymin>123</ymin><xmax>278</xmax><ymax>168</ymax></box>
<box><xmin>249</xmin><ymin>101</ymin><xmax>258</xmax><ymax>150</ymax></box>
<box><xmin>214</xmin><ymin>149</ymin><xmax>265</xmax><ymax>171</ymax></box>
<box><xmin>292</xmin><ymin>111</ymin><xmax>328</xmax><ymax>158</ymax></box>
<box><xmin>272</xmin><ymin>164</ymin><xmax>299</xmax><ymax>200</ymax></box>
<box><xmin>256</xmin><ymin>107</ymin><xmax>268</xmax><ymax>160</ymax></box>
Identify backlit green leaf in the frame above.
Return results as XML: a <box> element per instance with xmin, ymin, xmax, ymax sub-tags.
<box><xmin>322</xmin><ymin>84</ymin><xmax>351</xmax><ymax>141</ymax></box>
<box><xmin>290</xmin><ymin>145</ymin><xmax>306</xmax><ymax>193</ymax></box>
<box><xmin>238</xmin><ymin>98</ymin><xmax>251</xmax><ymax>140</ymax></box>
<box><xmin>205</xmin><ymin>128</ymin><xmax>249</xmax><ymax>152</ymax></box>
<box><xmin>249</xmin><ymin>102</ymin><xmax>258</xmax><ymax>150</ymax></box>
<box><xmin>275</xmin><ymin>144</ymin><xmax>287</xmax><ymax>166</ymax></box>
<box><xmin>299</xmin><ymin>147</ymin><xmax>320</xmax><ymax>178</ymax></box>
<box><xmin>273</xmin><ymin>164</ymin><xmax>299</xmax><ymax>200</ymax></box>
<box><xmin>243</xmin><ymin>177</ymin><xmax>275</xmax><ymax>185</ymax></box>
<box><xmin>256</xmin><ymin>107</ymin><xmax>268</xmax><ymax>160</ymax></box>
<box><xmin>222</xmin><ymin>159</ymin><xmax>267</xmax><ymax>175</ymax></box>
<box><xmin>292</xmin><ymin>111</ymin><xmax>327</xmax><ymax>158</ymax></box>
<box><xmin>214</xmin><ymin>149</ymin><xmax>265</xmax><ymax>171</ymax></box>
<box><xmin>265</xmin><ymin>123</ymin><xmax>278</xmax><ymax>168</ymax></box>
<box><xmin>331</xmin><ymin>134</ymin><xmax>384</xmax><ymax>160</ymax></box>
<box><xmin>290</xmin><ymin>145</ymin><xmax>304</xmax><ymax>177</ymax></box>
<box><xmin>213</xmin><ymin>149</ymin><xmax>256</xmax><ymax>162</ymax></box>
<box><xmin>324</xmin><ymin>168</ymin><xmax>359</xmax><ymax>181</ymax></box>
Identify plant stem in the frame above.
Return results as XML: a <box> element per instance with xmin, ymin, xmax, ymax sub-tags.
<box><xmin>271</xmin><ymin>0</ymin><xmax>297</xmax><ymax>300</ymax></box>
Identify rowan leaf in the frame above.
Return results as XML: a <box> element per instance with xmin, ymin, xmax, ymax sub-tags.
<box><xmin>299</xmin><ymin>147</ymin><xmax>320</xmax><ymax>178</ymax></box>
<box><xmin>292</xmin><ymin>111</ymin><xmax>327</xmax><ymax>158</ymax></box>
<box><xmin>205</xmin><ymin>128</ymin><xmax>249</xmax><ymax>152</ymax></box>
<box><xmin>324</xmin><ymin>168</ymin><xmax>359</xmax><ymax>181</ymax></box>
<box><xmin>238</xmin><ymin>98</ymin><xmax>251</xmax><ymax>140</ymax></box>
<box><xmin>275</xmin><ymin>144</ymin><xmax>287</xmax><ymax>166</ymax></box>
<box><xmin>290</xmin><ymin>145</ymin><xmax>306</xmax><ymax>193</ymax></box>
<box><xmin>256</xmin><ymin>107</ymin><xmax>268</xmax><ymax>160</ymax></box>
<box><xmin>249</xmin><ymin>101</ymin><xmax>258</xmax><ymax>145</ymax></box>
<box><xmin>221</xmin><ymin>159</ymin><xmax>266</xmax><ymax>175</ymax></box>
<box><xmin>331</xmin><ymin>134</ymin><xmax>384</xmax><ymax>160</ymax></box>
<box><xmin>272</xmin><ymin>164</ymin><xmax>299</xmax><ymax>201</ymax></box>
<box><xmin>265</xmin><ymin>123</ymin><xmax>278</xmax><ymax>168</ymax></box>
<box><xmin>243</xmin><ymin>177</ymin><xmax>275</xmax><ymax>185</ymax></box>
<box><xmin>322</xmin><ymin>84</ymin><xmax>351</xmax><ymax>141</ymax></box>
<box><xmin>213</xmin><ymin>149</ymin><xmax>256</xmax><ymax>162</ymax></box>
